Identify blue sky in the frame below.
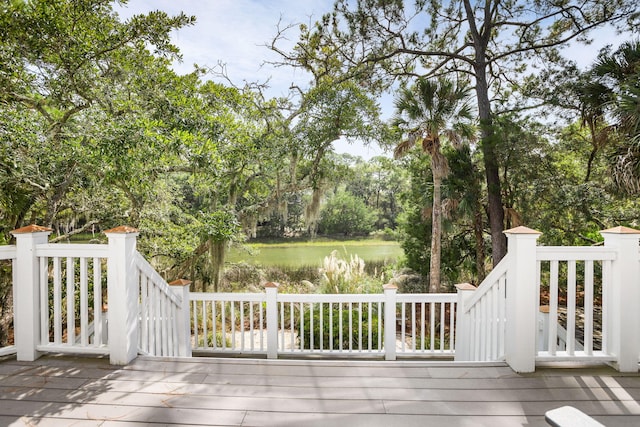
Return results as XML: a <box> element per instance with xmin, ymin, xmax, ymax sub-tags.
<box><xmin>117</xmin><ymin>1</ymin><xmax>325</xmax><ymax>96</ymax></box>
<box><xmin>115</xmin><ymin>1</ymin><xmax>627</xmax><ymax>159</ymax></box>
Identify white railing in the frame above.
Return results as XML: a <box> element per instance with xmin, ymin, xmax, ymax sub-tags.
<box><xmin>455</xmin><ymin>256</ymin><xmax>509</xmax><ymax>362</ymax></box>
<box><xmin>455</xmin><ymin>226</ymin><xmax>640</xmax><ymax>373</ymax></box>
<box><xmin>135</xmin><ymin>252</ymin><xmax>188</xmax><ymax>357</ymax></box>
<box><xmin>536</xmin><ymin>247</ymin><xmax>617</xmax><ymax>363</ymax></box>
<box><xmin>6</xmin><ymin>224</ymin><xmax>640</xmax><ymax>373</ymax></box>
<box><xmin>9</xmin><ymin>225</ymin><xmax>190</xmax><ymax>365</ymax></box>
<box><xmin>276</xmin><ymin>293</ymin><xmax>385</xmax><ymax>356</ymax></box>
<box><xmin>396</xmin><ymin>293</ymin><xmax>456</xmax><ymax>356</ymax></box>
<box><xmin>0</xmin><ymin>246</ymin><xmax>16</xmax><ymax>260</ymax></box>
<box><xmin>0</xmin><ymin>245</ymin><xmax>16</xmax><ymax>356</ymax></box>
<box><xmin>190</xmin><ymin>292</ymin><xmax>267</xmax><ymax>354</ymax></box>
<box><xmin>189</xmin><ymin>285</ymin><xmax>457</xmax><ymax>359</ymax></box>
<box><xmin>35</xmin><ymin>244</ymin><xmax>109</xmax><ymax>355</ymax></box>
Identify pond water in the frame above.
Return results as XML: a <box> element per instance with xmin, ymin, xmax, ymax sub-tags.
<box><xmin>227</xmin><ymin>240</ymin><xmax>403</xmax><ymax>268</ymax></box>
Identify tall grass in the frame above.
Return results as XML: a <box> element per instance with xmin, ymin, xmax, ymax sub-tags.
<box><xmin>221</xmin><ymin>257</ymin><xmax>394</xmax><ymax>293</ymax></box>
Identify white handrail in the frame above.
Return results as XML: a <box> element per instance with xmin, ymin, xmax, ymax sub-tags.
<box><xmin>536</xmin><ymin>246</ymin><xmax>616</xmax><ymax>261</ymax></box>
<box><xmin>464</xmin><ymin>254</ymin><xmax>510</xmax><ymax>314</ymax></box>
<box><xmin>134</xmin><ymin>251</ymin><xmax>183</xmax><ymax>357</ymax></box>
<box><xmin>134</xmin><ymin>252</ymin><xmax>181</xmax><ymax>306</ymax></box>
<box><xmin>5</xmin><ymin>224</ymin><xmax>638</xmax><ymax>370</ymax></box>
<box><xmin>0</xmin><ymin>245</ymin><xmax>16</xmax><ymax>260</ymax></box>
<box><xmin>35</xmin><ymin>243</ymin><xmax>108</xmax><ymax>258</ymax></box>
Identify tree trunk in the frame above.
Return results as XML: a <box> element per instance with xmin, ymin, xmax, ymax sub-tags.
<box><xmin>585</xmin><ymin>121</ymin><xmax>598</xmax><ymax>183</ymax></box>
<box><xmin>473</xmin><ymin>201</ymin><xmax>486</xmax><ymax>283</ymax></box>
<box><xmin>463</xmin><ymin>0</ymin><xmax>506</xmax><ymax>266</ymax></box>
<box><xmin>209</xmin><ymin>239</ymin><xmax>226</xmax><ymax>292</ymax></box>
<box><xmin>474</xmin><ymin>62</ymin><xmax>506</xmax><ymax>266</ymax></box>
<box><xmin>429</xmin><ymin>174</ymin><xmax>442</xmax><ymax>293</ymax></box>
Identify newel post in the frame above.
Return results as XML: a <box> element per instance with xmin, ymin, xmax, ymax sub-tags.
<box><xmin>11</xmin><ymin>225</ymin><xmax>52</xmax><ymax>361</ymax></box>
<box><xmin>504</xmin><ymin>226</ymin><xmax>541</xmax><ymax>373</ymax></box>
<box><xmin>265</xmin><ymin>282</ymin><xmax>279</xmax><ymax>359</ymax></box>
<box><xmin>170</xmin><ymin>279</ymin><xmax>192</xmax><ymax>358</ymax></box>
<box><xmin>454</xmin><ymin>283</ymin><xmax>477</xmax><ymax>361</ymax></box>
<box><xmin>600</xmin><ymin>226</ymin><xmax>640</xmax><ymax>373</ymax></box>
<box><xmin>383</xmin><ymin>283</ymin><xmax>397</xmax><ymax>361</ymax></box>
<box><xmin>105</xmin><ymin>226</ymin><xmax>139</xmax><ymax>365</ymax></box>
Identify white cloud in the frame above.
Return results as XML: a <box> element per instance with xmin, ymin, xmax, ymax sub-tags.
<box><xmin>117</xmin><ymin>0</ymin><xmax>328</xmax><ymax>96</ymax></box>
<box><xmin>561</xmin><ymin>23</ymin><xmax>627</xmax><ymax>70</ymax></box>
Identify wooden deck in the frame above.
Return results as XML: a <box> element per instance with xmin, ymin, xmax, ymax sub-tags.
<box><xmin>0</xmin><ymin>355</ymin><xmax>639</xmax><ymax>426</ymax></box>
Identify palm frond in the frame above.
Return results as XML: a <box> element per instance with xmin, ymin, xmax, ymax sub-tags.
<box><xmin>391</xmin><ymin>75</ymin><xmax>476</xmax><ymax>158</ymax></box>
<box><xmin>611</xmin><ymin>136</ymin><xmax>640</xmax><ymax>194</ymax></box>
<box><xmin>394</xmin><ymin>137</ymin><xmax>415</xmax><ymax>159</ymax></box>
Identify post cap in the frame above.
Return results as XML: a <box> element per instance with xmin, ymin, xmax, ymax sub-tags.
<box><xmin>383</xmin><ymin>283</ymin><xmax>398</xmax><ymax>290</ymax></box>
<box><xmin>600</xmin><ymin>226</ymin><xmax>640</xmax><ymax>235</ymax></box>
<box><xmin>264</xmin><ymin>282</ymin><xmax>279</xmax><ymax>288</ymax></box>
<box><xmin>104</xmin><ymin>225</ymin><xmax>139</xmax><ymax>234</ymax></box>
<box><xmin>455</xmin><ymin>283</ymin><xmax>477</xmax><ymax>291</ymax></box>
<box><xmin>11</xmin><ymin>224</ymin><xmax>53</xmax><ymax>234</ymax></box>
<box><xmin>169</xmin><ymin>279</ymin><xmax>192</xmax><ymax>286</ymax></box>
<box><xmin>503</xmin><ymin>226</ymin><xmax>542</xmax><ymax>235</ymax></box>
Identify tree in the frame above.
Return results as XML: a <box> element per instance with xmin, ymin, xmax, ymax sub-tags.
<box><xmin>0</xmin><ymin>0</ymin><xmax>194</xmax><ymax>235</ymax></box>
<box><xmin>392</xmin><ymin>77</ymin><xmax>475</xmax><ymax>292</ymax></box>
<box><xmin>591</xmin><ymin>40</ymin><xmax>640</xmax><ymax>193</ymax></box>
<box><xmin>199</xmin><ymin>210</ymin><xmax>241</xmax><ymax>292</ymax></box>
<box><xmin>285</xmin><ymin>80</ymin><xmax>385</xmax><ymax>236</ymax></box>
<box><xmin>318</xmin><ymin>190</ymin><xmax>376</xmax><ymax>236</ymax></box>
<box><xmin>443</xmin><ymin>144</ymin><xmax>487</xmax><ymax>283</ymax></box>
<box><xmin>540</xmin><ymin>39</ymin><xmax>640</xmax><ymax>194</ymax></box>
<box><xmin>397</xmin><ymin>153</ymin><xmax>433</xmax><ymax>287</ymax></box>
<box><xmin>274</xmin><ymin>0</ymin><xmax>639</xmax><ymax>265</ymax></box>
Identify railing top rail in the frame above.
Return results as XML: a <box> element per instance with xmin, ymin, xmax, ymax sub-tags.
<box><xmin>35</xmin><ymin>243</ymin><xmax>109</xmax><ymax>258</ymax></box>
<box><xmin>0</xmin><ymin>245</ymin><xmax>16</xmax><ymax>260</ymax></box>
<box><xmin>396</xmin><ymin>293</ymin><xmax>458</xmax><ymax>303</ymax></box>
<box><xmin>464</xmin><ymin>254</ymin><xmax>510</xmax><ymax>312</ymax></box>
<box><xmin>0</xmin><ymin>345</ymin><xmax>17</xmax><ymax>357</ymax></box>
<box><xmin>277</xmin><ymin>293</ymin><xmax>385</xmax><ymax>303</ymax></box>
<box><xmin>134</xmin><ymin>252</ymin><xmax>181</xmax><ymax>306</ymax></box>
<box><xmin>536</xmin><ymin>246</ymin><xmax>617</xmax><ymax>261</ymax></box>
<box><xmin>189</xmin><ymin>292</ymin><xmax>458</xmax><ymax>304</ymax></box>
<box><xmin>189</xmin><ymin>292</ymin><xmax>267</xmax><ymax>302</ymax></box>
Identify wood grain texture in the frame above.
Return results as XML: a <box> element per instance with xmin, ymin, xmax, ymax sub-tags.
<box><xmin>0</xmin><ymin>355</ymin><xmax>638</xmax><ymax>426</ymax></box>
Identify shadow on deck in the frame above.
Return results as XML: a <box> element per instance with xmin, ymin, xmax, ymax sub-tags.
<box><xmin>0</xmin><ymin>355</ymin><xmax>639</xmax><ymax>426</ymax></box>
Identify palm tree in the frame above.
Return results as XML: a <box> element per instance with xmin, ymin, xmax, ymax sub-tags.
<box><xmin>573</xmin><ymin>77</ymin><xmax>614</xmax><ymax>183</ymax></box>
<box><xmin>393</xmin><ymin>77</ymin><xmax>475</xmax><ymax>293</ymax></box>
<box><xmin>591</xmin><ymin>40</ymin><xmax>640</xmax><ymax>193</ymax></box>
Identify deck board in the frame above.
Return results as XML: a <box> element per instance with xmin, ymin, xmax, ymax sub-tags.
<box><xmin>0</xmin><ymin>355</ymin><xmax>638</xmax><ymax>426</ymax></box>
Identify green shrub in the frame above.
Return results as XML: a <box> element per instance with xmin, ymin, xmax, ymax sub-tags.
<box><xmin>199</xmin><ymin>331</ymin><xmax>231</xmax><ymax>348</ymax></box>
<box><xmin>369</xmin><ymin>227</ymin><xmax>400</xmax><ymax>241</ymax></box>
<box><xmin>298</xmin><ymin>303</ymin><xmax>382</xmax><ymax>351</ymax></box>
<box><xmin>318</xmin><ymin>191</ymin><xmax>376</xmax><ymax>236</ymax></box>
<box><xmin>411</xmin><ymin>333</ymin><xmax>445</xmax><ymax>351</ymax></box>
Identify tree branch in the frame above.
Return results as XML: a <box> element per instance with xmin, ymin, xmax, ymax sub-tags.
<box><xmin>50</xmin><ymin>220</ymin><xmax>101</xmax><ymax>243</ymax></box>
